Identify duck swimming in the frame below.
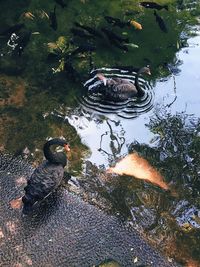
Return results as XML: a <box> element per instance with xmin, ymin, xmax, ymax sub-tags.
<box><xmin>22</xmin><ymin>138</ymin><xmax>70</xmax><ymax>214</ymax></box>
<box><xmin>95</xmin><ymin>66</ymin><xmax>151</xmax><ymax>101</ymax></box>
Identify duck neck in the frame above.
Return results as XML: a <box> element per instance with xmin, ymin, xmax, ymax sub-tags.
<box><xmin>135</xmin><ymin>69</ymin><xmax>144</xmax><ymax>96</ymax></box>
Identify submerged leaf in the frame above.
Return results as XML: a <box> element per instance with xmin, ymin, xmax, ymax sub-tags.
<box><xmin>56</xmin><ymin>36</ymin><xmax>68</xmax><ymax>52</ymax></box>
<box><xmin>52</xmin><ymin>58</ymin><xmax>65</xmax><ymax>73</ymax></box>
<box><xmin>47</xmin><ymin>42</ymin><xmax>58</xmax><ymax>50</ymax></box>
<box><xmin>107</xmin><ymin>153</ymin><xmax>169</xmax><ymax>190</ymax></box>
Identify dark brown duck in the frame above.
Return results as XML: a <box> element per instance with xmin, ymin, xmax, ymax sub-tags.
<box><xmin>95</xmin><ymin>66</ymin><xmax>151</xmax><ymax>101</ymax></box>
<box><xmin>22</xmin><ymin>138</ymin><xmax>70</xmax><ymax>214</ymax></box>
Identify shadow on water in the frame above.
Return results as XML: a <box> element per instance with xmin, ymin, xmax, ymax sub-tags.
<box><xmin>79</xmin><ymin>67</ymin><xmax>154</xmax><ymax>119</ymax></box>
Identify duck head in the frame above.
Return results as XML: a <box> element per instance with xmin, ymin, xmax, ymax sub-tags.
<box><xmin>139</xmin><ymin>66</ymin><xmax>151</xmax><ymax>75</ymax></box>
<box><xmin>96</xmin><ymin>73</ymin><xmax>107</xmax><ymax>86</ymax></box>
<box><xmin>43</xmin><ymin>138</ymin><xmax>70</xmax><ymax>167</ymax></box>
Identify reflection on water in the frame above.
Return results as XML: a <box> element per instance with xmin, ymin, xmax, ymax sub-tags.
<box><xmin>80</xmin><ymin>67</ymin><xmax>154</xmax><ymax>119</ymax></box>
<box><xmin>99</xmin><ymin>120</ymin><xmax>125</xmax><ymax>160</ymax></box>
<box><xmin>172</xmin><ymin>200</ymin><xmax>200</xmax><ymax>230</ymax></box>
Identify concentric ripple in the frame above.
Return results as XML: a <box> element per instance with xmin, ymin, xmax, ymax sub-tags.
<box><xmin>78</xmin><ymin>68</ymin><xmax>154</xmax><ymax>119</ymax></box>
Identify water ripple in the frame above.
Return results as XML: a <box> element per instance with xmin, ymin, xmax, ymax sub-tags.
<box><xmin>79</xmin><ymin>67</ymin><xmax>154</xmax><ymax>119</ymax></box>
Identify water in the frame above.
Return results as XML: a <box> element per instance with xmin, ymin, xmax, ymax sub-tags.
<box><xmin>0</xmin><ymin>0</ymin><xmax>200</xmax><ymax>265</ymax></box>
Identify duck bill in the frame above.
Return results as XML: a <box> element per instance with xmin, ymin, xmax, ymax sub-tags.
<box><xmin>147</xmin><ymin>70</ymin><xmax>151</xmax><ymax>75</ymax></box>
<box><xmin>96</xmin><ymin>73</ymin><xmax>107</xmax><ymax>86</ymax></box>
<box><xmin>64</xmin><ymin>144</ymin><xmax>70</xmax><ymax>152</ymax></box>
<box><xmin>103</xmin><ymin>77</ymin><xmax>107</xmax><ymax>86</ymax></box>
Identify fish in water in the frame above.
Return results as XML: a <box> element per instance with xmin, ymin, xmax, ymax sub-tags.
<box><xmin>74</xmin><ymin>22</ymin><xmax>103</xmax><ymax>38</ymax></box>
<box><xmin>70</xmin><ymin>27</ymin><xmax>95</xmax><ymax>39</ymax></box>
<box><xmin>129</xmin><ymin>20</ymin><xmax>142</xmax><ymax>30</ymax></box>
<box><xmin>104</xmin><ymin>16</ymin><xmax>129</xmax><ymax>28</ymax></box>
<box><xmin>69</xmin><ymin>44</ymin><xmax>96</xmax><ymax>57</ymax></box>
<box><xmin>111</xmin><ymin>40</ymin><xmax>129</xmax><ymax>52</ymax></box>
<box><xmin>54</xmin><ymin>0</ymin><xmax>66</xmax><ymax>8</ymax></box>
<box><xmin>104</xmin><ymin>16</ymin><xmax>143</xmax><ymax>30</ymax></box>
<box><xmin>124</xmin><ymin>43</ymin><xmax>139</xmax><ymax>48</ymax></box>
<box><xmin>140</xmin><ymin>2</ymin><xmax>168</xmax><ymax>10</ymax></box>
<box><xmin>0</xmin><ymin>23</ymin><xmax>24</xmax><ymax>37</ymax></box>
<box><xmin>124</xmin><ymin>10</ymin><xmax>140</xmax><ymax>16</ymax></box>
<box><xmin>13</xmin><ymin>30</ymin><xmax>32</xmax><ymax>56</ymax></box>
<box><xmin>101</xmin><ymin>28</ymin><xmax>128</xmax><ymax>52</ymax></box>
<box><xmin>154</xmin><ymin>11</ymin><xmax>168</xmax><ymax>33</ymax></box>
<box><xmin>101</xmin><ymin>27</ymin><xmax>129</xmax><ymax>43</ymax></box>
<box><xmin>49</xmin><ymin>6</ymin><xmax>57</xmax><ymax>31</ymax></box>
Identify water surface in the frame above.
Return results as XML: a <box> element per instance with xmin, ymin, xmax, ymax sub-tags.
<box><xmin>0</xmin><ymin>0</ymin><xmax>200</xmax><ymax>265</ymax></box>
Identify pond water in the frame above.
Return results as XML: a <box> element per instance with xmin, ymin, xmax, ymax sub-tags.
<box><xmin>0</xmin><ymin>0</ymin><xmax>200</xmax><ymax>266</ymax></box>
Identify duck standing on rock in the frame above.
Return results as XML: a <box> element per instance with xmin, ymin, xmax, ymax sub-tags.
<box><xmin>22</xmin><ymin>138</ymin><xmax>70</xmax><ymax>214</ymax></box>
<box><xmin>95</xmin><ymin>66</ymin><xmax>151</xmax><ymax>101</ymax></box>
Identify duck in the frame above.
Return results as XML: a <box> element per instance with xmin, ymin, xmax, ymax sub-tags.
<box><xmin>22</xmin><ymin>138</ymin><xmax>70</xmax><ymax>214</ymax></box>
<box><xmin>95</xmin><ymin>66</ymin><xmax>151</xmax><ymax>101</ymax></box>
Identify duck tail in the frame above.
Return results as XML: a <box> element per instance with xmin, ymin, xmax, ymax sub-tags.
<box><xmin>22</xmin><ymin>195</ymin><xmax>35</xmax><ymax>215</ymax></box>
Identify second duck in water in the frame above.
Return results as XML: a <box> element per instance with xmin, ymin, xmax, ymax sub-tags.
<box><xmin>94</xmin><ymin>66</ymin><xmax>151</xmax><ymax>101</ymax></box>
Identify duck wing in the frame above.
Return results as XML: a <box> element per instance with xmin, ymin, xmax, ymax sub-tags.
<box><xmin>112</xmin><ymin>82</ymin><xmax>137</xmax><ymax>94</ymax></box>
<box><xmin>24</xmin><ymin>161</ymin><xmax>64</xmax><ymax>201</ymax></box>
<box><xmin>112</xmin><ymin>77</ymin><xmax>132</xmax><ymax>85</ymax></box>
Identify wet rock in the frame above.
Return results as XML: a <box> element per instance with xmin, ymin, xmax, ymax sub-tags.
<box><xmin>0</xmin><ymin>154</ymin><xmax>180</xmax><ymax>267</ymax></box>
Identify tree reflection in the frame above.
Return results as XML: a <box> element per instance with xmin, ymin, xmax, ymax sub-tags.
<box><xmin>127</xmin><ymin>107</ymin><xmax>200</xmax><ymax>265</ymax></box>
<box><xmin>73</xmin><ymin>107</ymin><xmax>200</xmax><ymax>265</ymax></box>
<box><xmin>98</xmin><ymin>119</ymin><xmax>125</xmax><ymax>163</ymax></box>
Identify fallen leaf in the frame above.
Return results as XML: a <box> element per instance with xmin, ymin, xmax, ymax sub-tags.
<box><xmin>10</xmin><ymin>197</ymin><xmax>23</xmax><ymax>209</ymax></box>
<box><xmin>107</xmin><ymin>153</ymin><xmax>169</xmax><ymax>190</ymax></box>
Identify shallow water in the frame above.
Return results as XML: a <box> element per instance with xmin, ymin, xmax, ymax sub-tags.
<box><xmin>0</xmin><ymin>0</ymin><xmax>200</xmax><ymax>265</ymax></box>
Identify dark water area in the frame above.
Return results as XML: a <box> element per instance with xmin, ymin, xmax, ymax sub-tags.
<box><xmin>0</xmin><ymin>0</ymin><xmax>200</xmax><ymax>266</ymax></box>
